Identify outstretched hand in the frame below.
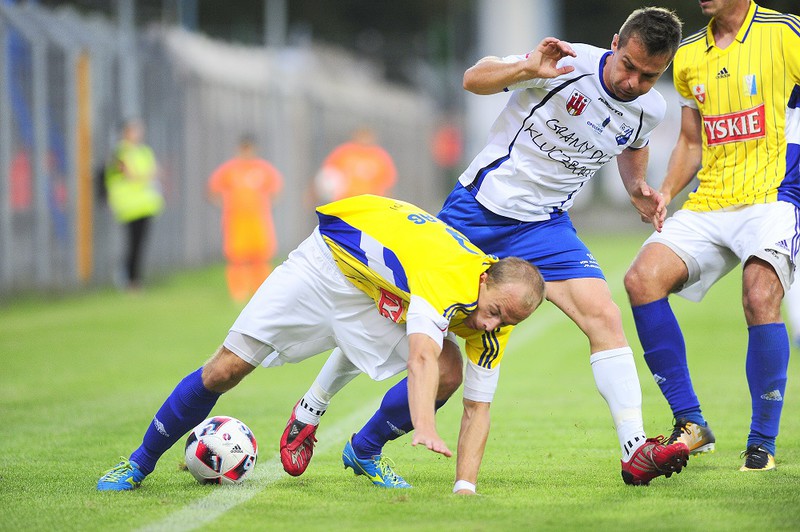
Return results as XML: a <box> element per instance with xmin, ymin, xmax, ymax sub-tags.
<box><xmin>412</xmin><ymin>428</ymin><xmax>453</xmax><ymax>458</ymax></box>
<box><xmin>523</xmin><ymin>37</ymin><xmax>577</xmax><ymax>79</ymax></box>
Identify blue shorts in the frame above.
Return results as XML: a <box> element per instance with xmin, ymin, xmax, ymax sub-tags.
<box><xmin>437</xmin><ymin>184</ymin><xmax>604</xmax><ymax>282</ymax></box>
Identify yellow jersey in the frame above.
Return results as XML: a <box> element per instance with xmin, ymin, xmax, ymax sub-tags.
<box><xmin>673</xmin><ymin>1</ymin><xmax>800</xmax><ymax>211</ymax></box>
<box><xmin>316</xmin><ymin>195</ymin><xmax>510</xmax><ymax>370</ymax></box>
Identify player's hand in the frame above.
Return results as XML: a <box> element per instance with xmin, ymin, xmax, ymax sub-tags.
<box><xmin>523</xmin><ymin>37</ymin><xmax>576</xmax><ymax>79</ymax></box>
<box><xmin>630</xmin><ymin>182</ymin><xmax>666</xmax><ymax>232</ymax></box>
<box><xmin>412</xmin><ymin>429</ymin><xmax>453</xmax><ymax>457</ymax></box>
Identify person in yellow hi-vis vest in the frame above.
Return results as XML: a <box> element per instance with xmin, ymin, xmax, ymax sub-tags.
<box><xmin>105</xmin><ymin>119</ymin><xmax>164</xmax><ymax>291</ymax></box>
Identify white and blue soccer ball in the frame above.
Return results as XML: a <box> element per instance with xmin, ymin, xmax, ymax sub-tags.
<box><xmin>184</xmin><ymin>416</ymin><xmax>258</xmax><ymax>485</ymax></box>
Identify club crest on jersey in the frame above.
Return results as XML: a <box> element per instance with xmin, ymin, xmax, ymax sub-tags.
<box><xmin>566</xmin><ymin>89</ymin><xmax>591</xmax><ymax>116</ymax></box>
<box><xmin>378</xmin><ymin>288</ymin><xmax>404</xmax><ymax>323</ymax></box>
<box><xmin>743</xmin><ymin>74</ymin><xmax>757</xmax><ymax>96</ymax></box>
<box><xmin>692</xmin><ymin>84</ymin><xmax>706</xmax><ymax>103</ymax></box>
<box><xmin>615</xmin><ymin>123</ymin><xmax>634</xmax><ymax>146</ymax></box>
<box><xmin>702</xmin><ymin>104</ymin><xmax>765</xmax><ymax>145</ymax></box>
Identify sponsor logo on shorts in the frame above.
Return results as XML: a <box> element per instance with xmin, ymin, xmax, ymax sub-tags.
<box><xmin>580</xmin><ymin>253</ymin><xmax>601</xmax><ymax>269</ymax></box>
<box><xmin>703</xmin><ymin>105</ymin><xmax>765</xmax><ymax>145</ymax></box>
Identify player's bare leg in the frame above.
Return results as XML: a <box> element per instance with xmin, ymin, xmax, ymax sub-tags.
<box><xmin>98</xmin><ymin>347</ymin><xmax>252</xmax><ymax>491</ymax></box>
<box><xmin>546</xmin><ymin>277</ymin><xmax>688</xmax><ymax>484</ymax></box>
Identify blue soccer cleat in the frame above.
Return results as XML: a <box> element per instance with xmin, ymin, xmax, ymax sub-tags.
<box><xmin>342</xmin><ymin>437</ymin><xmax>411</xmax><ymax>488</ymax></box>
<box><xmin>97</xmin><ymin>458</ymin><xmax>146</xmax><ymax>491</ymax></box>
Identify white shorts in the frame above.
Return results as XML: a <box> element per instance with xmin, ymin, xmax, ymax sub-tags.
<box><xmin>224</xmin><ymin>228</ymin><xmax>455</xmax><ymax>382</ymax></box>
<box><xmin>644</xmin><ymin>202</ymin><xmax>799</xmax><ymax>302</ymax></box>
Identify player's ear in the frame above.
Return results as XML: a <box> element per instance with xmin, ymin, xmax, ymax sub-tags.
<box><xmin>611</xmin><ymin>33</ymin><xmax>619</xmax><ymax>52</ymax></box>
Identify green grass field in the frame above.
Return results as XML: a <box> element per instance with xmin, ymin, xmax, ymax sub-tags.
<box><xmin>2</xmin><ymin>232</ymin><xmax>799</xmax><ymax>531</ymax></box>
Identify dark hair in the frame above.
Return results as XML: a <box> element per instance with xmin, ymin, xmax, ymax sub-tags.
<box><xmin>619</xmin><ymin>7</ymin><xmax>683</xmax><ymax>58</ymax></box>
<box><xmin>485</xmin><ymin>257</ymin><xmax>545</xmax><ymax>312</ymax></box>
<box><xmin>239</xmin><ymin>133</ymin><xmax>256</xmax><ymax>147</ymax></box>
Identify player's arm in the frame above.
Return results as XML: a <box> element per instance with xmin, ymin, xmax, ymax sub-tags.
<box><xmin>617</xmin><ymin>145</ymin><xmax>666</xmax><ymax>232</ymax></box>
<box><xmin>463</xmin><ymin>37</ymin><xmax>576</xmax><ymax>95</ymax></box>
<box><xmin>659</xmin><ymin>105</ymin><xmax>703</xmax><ymax>206</ymax></box>
<box><xmin>407</xmin><ymin>332</ymin><xmax>453</xmax><ymax>457</ymax></box>
<box><xmin>454</xmin><ymin>397</ymin><xmax>490</xmax><ymax>495</ymax></box>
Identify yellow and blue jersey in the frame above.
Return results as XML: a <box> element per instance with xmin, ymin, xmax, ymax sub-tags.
<box><xmin>673</xmin><ymin>1</ymin><xmax>800</xmax><ymax>211</ymax></box>
<box><xmin>316</xmin><ymin>194</ymin><xmax>511</xmax><ymax>370</ymax></box>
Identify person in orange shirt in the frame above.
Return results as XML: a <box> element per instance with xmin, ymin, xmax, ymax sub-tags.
<box><xmin>313</xmin><ymin>127</ymin><xmax>397</xmax><ymax>203</ymax></box>
<box><xmin>208</xmin><ymin>135</ymin><xmax>284</xmax><ymax>302</ymax></box>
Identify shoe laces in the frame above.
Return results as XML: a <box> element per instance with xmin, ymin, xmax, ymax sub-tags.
<box><xmin>288</xmin><ymin>421</ymin><xmax>318</xmax><ymax>448</ymax></box>
<box><xmin>740</xmin><ymin>444</ymin><xmax>768</xmax><ymax>459</ymax></box>
<box><xmin>101</xmin><ymin>458</ymin><xmax>134</xmax><ymax>481</ymax></box>
<box><xmin>375</xmin><ymin>455</ymin><xmax>404</xmax><ymax>483</ymax></box>
<box><xmin>668</xmin><ymin>418</ymin><xmax>689</xmax><ymax>443</ymax></box>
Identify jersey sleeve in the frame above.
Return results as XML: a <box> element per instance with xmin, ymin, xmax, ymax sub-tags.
<box><xmin>463</xmin><ymin>359</ymin><xmax>500</xmax><ymax>402</ymax></box>
<box><xmin>406</xmin><ymin>294</ymin><xmax>449</xmax><ymax>348</ymax></box>
<box><xmin>262</xmin><ymin>161</ymin><xmax>284</xmax><ymax>196</ymax></box>
<box><xmin>785</xmin><ymin>17</ymin><xmax>800</xmax><ymax>85</ymax></box>
<box><xmin>461</xmin><ymin>325</ymin><xmax>514</xmax><ymax>401</ymax></box>
<box><xmin>672</xmin><ymin>48</ymin><xmax>694</xmax><ymax>101</ymax></box>
<box><xmin>207</xmin><ymin>162</ymin><xmax>229</xmax><ymax>196</ymax></box>
<box><xmin>502</xmin><ymin>54</ymin><xmax>550</xmax><ymax>91</ymax></box>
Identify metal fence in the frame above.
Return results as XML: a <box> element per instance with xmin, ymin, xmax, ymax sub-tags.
<box><xmin>0</xmin><ymin>2</ymin><xmax>443</xmax><ymax>298</ymax></box>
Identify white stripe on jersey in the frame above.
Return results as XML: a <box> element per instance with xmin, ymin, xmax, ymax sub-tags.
<box><xmin>360</xmin><ymin>231</ymin><xmax>396</xmax><ymax>285</ymax></box>
<box><xmin>459</xmin><ymin>42</ymin><xmax>666</xmax><ymax>221</ymax></box>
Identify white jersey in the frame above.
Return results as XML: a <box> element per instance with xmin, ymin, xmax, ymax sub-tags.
<box><xmin>459</xmin><ymin>43</ymin><xmax>666</xmax><ymax>221</ymax></box>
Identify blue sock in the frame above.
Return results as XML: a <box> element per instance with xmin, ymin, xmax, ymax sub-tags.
<box><xmin>351</xmin><ymin>377</ymin><xmax>447</xmax><ymax>458</ymax></box>
<box><xmin>745</xmin><ymin>323</ymin><xmax>789</xmax><ymax>456</ymax></box>
<box><xmin>130</xmin><ymin>368</ymin><xmax>221</xmax><ymax>475</ymax></box>
<box><xmin>632</xmin><ymin>299</ymin><xmax>705</xmax><ymax>425</ymax></box>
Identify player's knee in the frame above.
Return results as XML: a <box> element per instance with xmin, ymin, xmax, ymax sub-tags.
<box><xmin>623</xmin><ymin>264</ymin><xmax>647</xmax><ymax>301</ymax></box>
<box><xmin>202</xmin><ymin>346</ymin><xmax>255</xmax><ymax>393</ymax></box>
<box><xmin>743</xmin><ymin>286</ymin><xmax>783</xmax><ymax>324</ymax></box>
<box><xmin>595</xmin><ymin>300</ymin><xmax>623</xmax><ymax>331</ymax></box>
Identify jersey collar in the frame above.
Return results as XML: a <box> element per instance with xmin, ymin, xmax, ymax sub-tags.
<box><xmin>705</xmin><ymin>0</ymin><xmax>757</xmax><ymax>49</ymax></box>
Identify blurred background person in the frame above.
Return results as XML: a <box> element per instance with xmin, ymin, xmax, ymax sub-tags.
<box><xmin>312</xmin><ymin>127</ymin><xmax>397</xmax><ymax>204</ymax></box>
<box><xmin>104</xmin><ymin>119</ymin><xmax>164</xmax><ymax>291</ymax></box>
<box><xmin>208</xmin><ymin>134</ymin><xmax>284</xmax><ymax>302</ymax></box>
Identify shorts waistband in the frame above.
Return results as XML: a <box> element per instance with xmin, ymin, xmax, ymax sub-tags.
<box><xmin>311</xmin><ymin>227</ymin><xmax>339</xmax><ymax>270</ymax></box>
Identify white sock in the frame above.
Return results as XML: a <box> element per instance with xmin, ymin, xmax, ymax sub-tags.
<box><xmin>294</xmin><ymin>347</ymin><xmax>361</xmax><ymax>425</ymax></box>
<box><xmin>590</xmin><ymin>347</ymin><xmax>646</xmax><ymax>461</ymax></box>
<box><xmin>295</xmin><ymin>382</ymin><xmax>331</xmax><ymax>425</ymax></box>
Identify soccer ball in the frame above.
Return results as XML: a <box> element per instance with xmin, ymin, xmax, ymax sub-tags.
<box><xmin>184</xmin><ymin>416</ymin><xmax>258</xmax><ymax>485</ymax></box>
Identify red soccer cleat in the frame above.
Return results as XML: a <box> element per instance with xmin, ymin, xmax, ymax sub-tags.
<box><xmin>621</xmin><ymin>436</ymin><xmax>689</xmax><ymax>486</ymax></box>
<box><xmin>279</xmin><ymin>403</ymin><xmax>318</xmax><ymax>476</ymax></box>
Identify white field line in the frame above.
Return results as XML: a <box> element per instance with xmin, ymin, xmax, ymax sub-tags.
<box><xmin>139</xmin><ymin>267</ymin><xmax>629</xmax><ymax>531</ymax></box>
<box><xmin>137</xmin><ymin>399</ymin><xmax>381</xmax><ymax>532</ymax></box>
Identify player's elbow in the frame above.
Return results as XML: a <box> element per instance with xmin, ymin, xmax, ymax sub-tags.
<box><xmin>462</xmin><ymin>68</ymin><xmax>493</xmax><ymax>95</ymax></box>
<box><xmin>462</xmin><ymin>71</ymin><xmax>479</xmax><ymax>93</ymax></box>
